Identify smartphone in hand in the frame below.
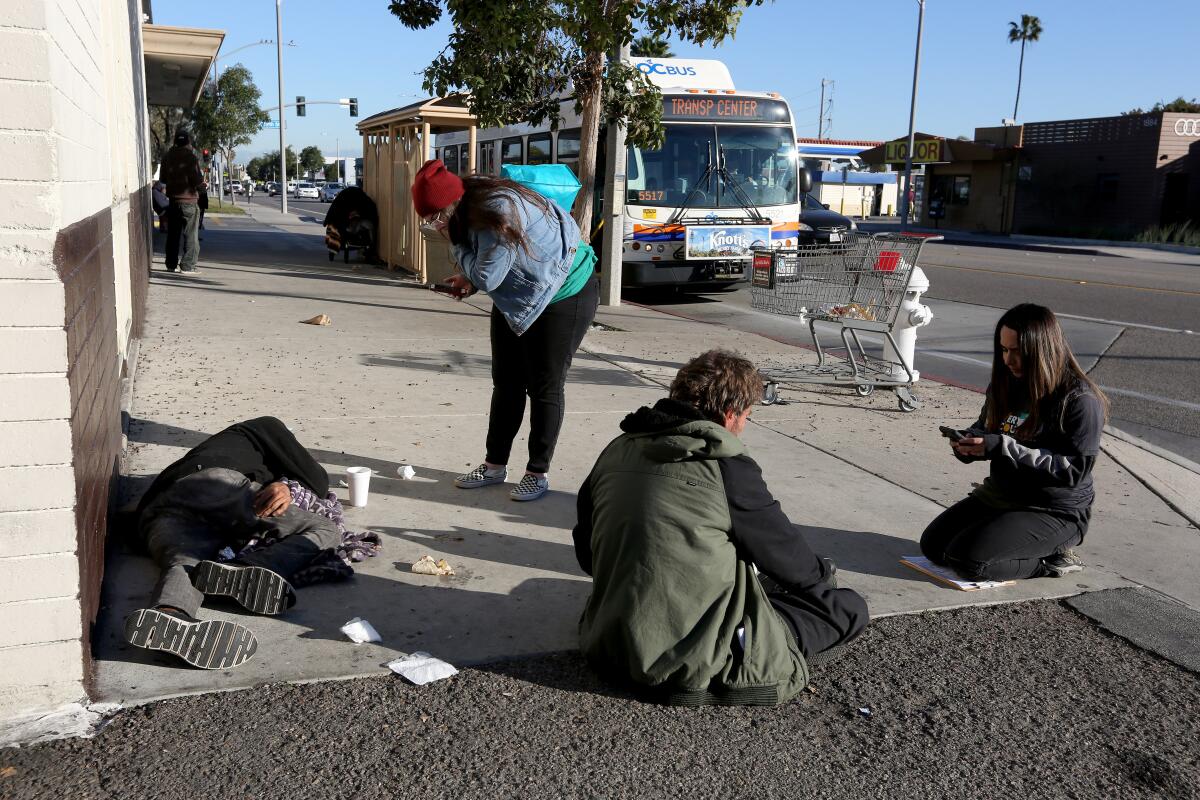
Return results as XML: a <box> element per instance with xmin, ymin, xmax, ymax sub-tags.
<box><xmin>429</xmin><ymin>282</ymin><xmax>465</xmax><ymax>298</ymax></box>
<box><xmin>939</xmin><ymin>425</ymin><xmax>967</xmax><ymax>442</ymax></box>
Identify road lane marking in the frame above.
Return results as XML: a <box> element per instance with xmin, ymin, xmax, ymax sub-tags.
<box><xmin>1052</xmin><ymin>312</ymin><xmax>1195</xmax><ymax>336</ymax></box>
<box><xmin>922</xmin><ymin>261</ymin><xmax>1200</xmax><ymax>297</ymax></box>
<box><xmin>1098</xmin><ymin>387</ymin><xmax>1200</xmax><ymax>413</ymax></box>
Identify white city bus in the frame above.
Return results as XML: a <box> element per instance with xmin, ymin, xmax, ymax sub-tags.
<box><xmin>433</xmin><ymin>58</ymin><xmax>809</xmax><ymax>291</ymax></box>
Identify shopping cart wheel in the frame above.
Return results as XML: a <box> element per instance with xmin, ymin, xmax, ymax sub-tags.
<box><xmin>896</xmin><ymin>387</ymin><xmax>921</xmax><ymax>413</ymax></box>
<box><xmin>855</xmin><ymin>384</ymin><xmax>875</xmax><ymax>397</ymax></box>
<box><xmin>762</xmin><ymin>382</ymin><xmax>779</xmax><ymax>406</ymax></box>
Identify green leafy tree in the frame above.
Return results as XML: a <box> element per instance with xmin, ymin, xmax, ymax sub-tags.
<box><xmin>630</xmin><ymin>34</ymin><xmax>674</xmax><ymax>58</ymax></box>
<box><xmin>299</xmin><ymin>145</ymin><xmax>326</xmax><ymax>178</ymax></box>
<box><xmin>1123</xmin><ymin>97</ymin><xmax>1200</xmax><ymax>115</ymax></box>
<box><xmin>324</xmin><ymin>162</ymin><xmax>343</xmax><ymax>182</ymax></box>
<box><xmin>190</xmin><ymin>64</ymin><xmax>270</xmax><ymax>202</ymax></box>
<box><xmin>1007</xmin><ymin>14</ymin><xmax>1043</xmax><ymax>121</ymax></box>
<box><xmin>260</xmin><ymin>147</ymin><xmax>300</xmax><ymax>181</ymax></box>
<box><xmin>387</xmin><ymin>0</ymin><xmax>765</xmax><ymax>228</ymax></box>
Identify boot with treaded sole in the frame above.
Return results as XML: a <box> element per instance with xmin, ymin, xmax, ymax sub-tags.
<box><xmin>124</xmin><ymin>608</ymin><xmax>258</xmax><ymax>670</ymax></box>
<box><xmin>191</xmin><ymin>560</ymin><xmax>296</xmax><ymax>615</ymax></box>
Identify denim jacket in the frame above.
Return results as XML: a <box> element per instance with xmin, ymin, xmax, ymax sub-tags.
<box><xmin>451</xmin><ymin>191</ymin><xmax>579</xmax><ymax>335</ymax></box>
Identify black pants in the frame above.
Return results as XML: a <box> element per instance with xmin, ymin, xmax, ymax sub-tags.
<box><xmin>486</xmin><ymin>277</ymin><xmax>599</xmax><ymax>474</ymax></box>
<box><xmin>164</xmin><ymin>200</ymin><xmax>199</xmax><ymax>270</ymax></box>
<box><xmin>920</xmin><ymin>495</ymin><xmax>1088</xmax><ymax>581</ymax></box>
<box><xmin>765</xmin><ymin>581</ymin><xmax>869</xmax><ymax>659</ymax></box>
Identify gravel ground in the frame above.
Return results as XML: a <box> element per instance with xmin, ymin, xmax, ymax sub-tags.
<box><xmin>3</xmin><ymin>600</ymin><xmax>1199</xmax><ymax>799</ymax></box>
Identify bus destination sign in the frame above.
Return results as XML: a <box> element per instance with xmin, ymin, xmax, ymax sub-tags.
<box><xmin>664</xmin><ymin>96</ymin><xmax>790</xmax><ymax>123</ymax></box>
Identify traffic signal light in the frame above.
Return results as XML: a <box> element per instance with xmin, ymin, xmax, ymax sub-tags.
<box><xmin>202</xmin><ymin>148</ymin><xmax>210</xmax><ymax>162</ymax></box>
<box><xmin>349</xmin><ymin>98</ymin><xmax>358</xmax><ymax>117</ymax></box>
<box><xmin>296</xmin><ymin>96</ymin><xmax>306</xmax><ymax>117</ymax></box>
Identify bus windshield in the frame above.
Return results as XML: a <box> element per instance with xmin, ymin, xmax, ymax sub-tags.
<box><xmin>627</xmin><ymin>124</ymin><xmax>798</xmax><ymax>209</ymax></box>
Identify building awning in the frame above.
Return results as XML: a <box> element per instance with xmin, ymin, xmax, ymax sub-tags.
<box><xmin>357</xmin><ymin>95</ymin><xmax>476</xmax><ymax>135</ymax></box>
<box><xmin>142</xmin><ymin>24</ymin><xmax>224</xmax><ymax>108</ymax></box>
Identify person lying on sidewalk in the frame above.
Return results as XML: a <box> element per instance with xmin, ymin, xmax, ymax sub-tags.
<box><xmin>921</xmin><ymin>303</ymin><xmax>1108</xmax><ymax>581</ymax></box>
<box><xmin>572</xmin><ymin>350</ymin><xmax>869</xmax><ymax>706</ymax></box>
<box><xmin>125</xmin><ymin>416</ymin><xmax>379</xmax><ymax>670</ymax></box>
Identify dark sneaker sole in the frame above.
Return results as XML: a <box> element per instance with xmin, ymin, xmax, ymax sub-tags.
<box><xmin>124</xmin><ymin>609</ymin><xmax>257</xmax><ymax>670</ymax></box>
<box><xmin>192</xmin><ymin>560</ymin><xmax>295</xmax><ymax>615</ymax></box>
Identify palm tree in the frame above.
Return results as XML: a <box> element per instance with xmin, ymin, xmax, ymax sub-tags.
<box><xmin>631</xmin><ymin>35</ymin><xmax>674</xmax><ymax>58</ymax></box>
<box><xmin>1007</xmin><ymin>14</ymin><xmax>1043</xmax><ymax>120</ymax></box>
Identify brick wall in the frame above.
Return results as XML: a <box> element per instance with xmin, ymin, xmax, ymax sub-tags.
<box><xmin>0</xmin><ymin>0</ymin><xmax>151</xmax><ymax>717</ymax></box>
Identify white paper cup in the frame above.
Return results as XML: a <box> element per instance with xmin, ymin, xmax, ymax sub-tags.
<box><xmin>346</xmin><ymin>466</ymin><xmax>372</xmax><ymax>507</ymax></box>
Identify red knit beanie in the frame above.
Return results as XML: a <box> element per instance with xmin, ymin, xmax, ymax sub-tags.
<box><xmin>411</xmin><ymin>159</ymin><xmax>464</xmax><ymax>218</ymax></box>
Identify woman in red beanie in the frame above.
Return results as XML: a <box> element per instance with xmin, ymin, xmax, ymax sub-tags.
<box><xmin>414</xmin><ymin>159</ymin><xmax>599</xmax><ymax>502</ymax></box>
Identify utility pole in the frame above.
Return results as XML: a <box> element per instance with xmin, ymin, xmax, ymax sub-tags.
<box><xmin>817</xmin><ymin>79</ymin><xmax>832</xmax><ymax>140</ymax></box>
<box><xmin>336</xmin><ymin>137</ymin><xmax>340</xmax><ymax>184</ymax></box>
<box><xmin>275</xmin><ymin>0</ymin><xmax>288</xmax><ymax>214</ymax></box>
<box><xmin>599</xmin><ymin>41</ymin><xmax>631</xmax><ymax>307</ymax></box>
<box><xmin>901</xmin><ymin>0</ymin><xmax>926</xmax><ymax>229</ymax></box>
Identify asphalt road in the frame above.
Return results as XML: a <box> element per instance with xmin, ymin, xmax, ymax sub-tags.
<box><xmin>5</xmin><ymin>600</ymin><xmax>1198</xmax><ymax>799</ymax></box>
<box><xmin>633</xmin><ymin>241</ymin><xmax>1200</xmax><ymax>466</ymax></box>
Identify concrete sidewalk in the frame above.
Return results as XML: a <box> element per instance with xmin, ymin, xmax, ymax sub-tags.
<box><xmin>92</xmin><ymin>211</ymin><xmax>1200</xmax><ymax>706</ymax></box>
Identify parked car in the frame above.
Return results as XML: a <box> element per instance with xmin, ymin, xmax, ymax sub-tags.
<box><xmin>319</xmin><ymin>182</ymin><xmax>345</xmax><ymax>202</ymax></box>
<box><xmin>286</xmin><ymin>180</ymin><xmax>298</xmax><ymax>194</ymax></box>
<box><xmin>799</xmin><ymin>193</ymin><xmax>857</xmax><ymax>244</ymax></box>
<box><xmin>295</xmin><ymin>182</ymin><xmax>319</xmax><ymax>200</ymax></box>
<box><xmin>267</xmin><ymin>182</ymin><xmax>281</xmax><ymax>196</ymax></box>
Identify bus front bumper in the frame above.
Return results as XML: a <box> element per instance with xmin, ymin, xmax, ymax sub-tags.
<box><xmin>620</xmin><ymin>259</ymin><xmax>749</xmax><ymax>289</ymax></box>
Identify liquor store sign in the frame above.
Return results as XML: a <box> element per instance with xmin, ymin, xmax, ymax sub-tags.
<box><xmin>884</xmin><ymin>138</ymin><xmax>944</xmax><ymax>164</ymax></box>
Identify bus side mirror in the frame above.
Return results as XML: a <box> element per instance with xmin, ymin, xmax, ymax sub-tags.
<box><xmin>798</xmin><ymin>167</ymin><xmax>813</xmax><ymax>194</ymax></box>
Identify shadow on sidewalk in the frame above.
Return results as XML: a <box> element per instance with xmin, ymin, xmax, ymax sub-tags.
<box><xmin>379</xmin><ymin>525</ymin><xmax>582</xmax><ymax>577</ymax></box>
<box><xmin>800</xmin><ymin>525</ymin><xmax>925</xmax><ymax>582</ymax></box>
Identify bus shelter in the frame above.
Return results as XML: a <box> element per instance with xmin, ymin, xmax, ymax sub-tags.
<box><xmin>356</xmin><ymin>95</ymin><xmax>477</xmax><ymax>283</ymax></box>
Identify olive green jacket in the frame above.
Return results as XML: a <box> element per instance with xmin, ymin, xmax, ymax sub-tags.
<box><xmin>575</xmin><ymin>413</ymin><xmax>808</xmax><ymax>706</ymax></box>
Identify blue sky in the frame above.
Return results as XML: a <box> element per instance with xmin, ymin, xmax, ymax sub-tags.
<box><xmin>154</xmin><ymin>0</ymin><xmax>1199</xmax><ymax>162</ymax></box>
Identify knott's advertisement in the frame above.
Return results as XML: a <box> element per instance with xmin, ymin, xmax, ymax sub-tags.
<box><xmin>685</xmin><ymin>225</ymin><xmax>772</xmax><ymax>260</ymax></box>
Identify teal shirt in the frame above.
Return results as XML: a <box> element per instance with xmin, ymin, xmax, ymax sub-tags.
<box><xmin>550</xmin><ymin>243</ymin><xmax>596</xmax><ymax>304</ymax></box>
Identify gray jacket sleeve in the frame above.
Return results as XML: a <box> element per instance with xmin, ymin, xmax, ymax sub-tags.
<box><xmin>981</xmin><ymin>392</ymin><xmax>1103</xmax><ymax>488</ymax></box>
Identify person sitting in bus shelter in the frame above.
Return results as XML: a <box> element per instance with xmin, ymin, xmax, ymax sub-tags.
<box><xmin>572</xmin><ymin>350</ymin><xmax>868</xmax><ymax>705</ymax></box>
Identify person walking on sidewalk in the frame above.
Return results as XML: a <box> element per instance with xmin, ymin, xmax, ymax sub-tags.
<box><xmin>921</xmin><ymin>303</ymin><xmax>1108</xmax><ymax>581</ymax></box>
<box><xmin>573</xmin><ymin>350</ymin><xmax>868</xmax><ymax>705</ymax></box>
<box><xmin>160</xmin><ymin>129</ymin><xmax>204</xmax><ymax>273</ymax></box>
<box><xmin>124</xmin><ymin>417</ymin><xmax>341</xmax><ymax>669</ymax></box>
<box><xmin>413</xmin><ymin>159</ymin><xmax>599</xmax><ymax>502</ymax></box>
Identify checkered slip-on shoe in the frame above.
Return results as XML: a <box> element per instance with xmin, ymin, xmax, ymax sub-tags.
<box><xmin>191</xmin><ymin>560</ymin><xmax>296</xmax><ymax>615</ymax></box>
<box><xmin>124</xmin><ymin>608</ymin><xmax>258</xmax><ymax>670</ymax></box>
<box><xmin>510</xmin><ymin>474</ymin><xmax>549</xmax><ymax>502</ymax></box>
<box><xmin>454</xmin><ymin>463</ymin><xmax>508</xmax><ymax>489</ymax></box>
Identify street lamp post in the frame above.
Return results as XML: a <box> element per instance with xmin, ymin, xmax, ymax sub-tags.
<box><xmin>900</xmin><ymin>0</ymin><xmax>926</xmax><ymax>229</ymax></box>
<box><xmin>276</xmin><ymin>0</ymin><xmax>288</xmax><ymax>214</ymax></box>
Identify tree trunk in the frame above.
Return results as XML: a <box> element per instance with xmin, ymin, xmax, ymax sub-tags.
<box><xmin>572</xmin><ymin>50</ymin><xmax>605</xmax><ymax>235</ymax></box>
<box><xmin>1013</xmin><ymin>40</ymin><xmax>1025</xmax><ymax>120</ymax></box>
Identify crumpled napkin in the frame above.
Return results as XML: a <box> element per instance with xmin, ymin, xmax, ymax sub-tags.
<box><xmin>340</xmin><ymin>617</ymin><xmax>381</xmax><ymax>644</ymax></box>
<box><xmin>387</xmin><ymin>652</ymin><xmax>457</xmax><ymax>685</ymax></box>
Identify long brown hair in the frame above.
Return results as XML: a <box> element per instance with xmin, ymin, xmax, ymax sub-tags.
<box><xmin>446</xmin><ymin>175</ymin><xmax>552</xmax><ymax>256</ymax></box>
<box><xmin>986</xmin><ymin>303</ymin><xmax>1109</xmax><ymax>437</ymax></box>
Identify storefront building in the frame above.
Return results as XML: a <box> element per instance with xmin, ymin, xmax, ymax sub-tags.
<box><xmin>860</xmin><ymin>112</ymin><xmax>1200</xmax><ymax>238</ymax></box>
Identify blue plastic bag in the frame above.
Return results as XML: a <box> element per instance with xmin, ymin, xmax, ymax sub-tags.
<box><xmin>501</xmin><ymin>164</ymin><xmax>581</xmax><ymax>212</ymax></box>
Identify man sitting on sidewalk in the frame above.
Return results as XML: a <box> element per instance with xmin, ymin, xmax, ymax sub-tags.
<box><xmin>573</xmin><ymin>350</ymin><xmax>868</xmax><ymax>706</ymax></box>
<box><xmin>125</xmin><ymin>417</ymin><xmax>340</xmax><ymax>670</ymax></box>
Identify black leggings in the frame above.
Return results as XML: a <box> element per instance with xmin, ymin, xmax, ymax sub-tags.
<box><xmin>485</xmin><ymin>277</ymin><xmax>599</xmax><ymax>473</ymax></box>
<box><xmin>920</xmin><ymin>495</ymin><xmax>1088</xmax><ymax>581</ymax></box>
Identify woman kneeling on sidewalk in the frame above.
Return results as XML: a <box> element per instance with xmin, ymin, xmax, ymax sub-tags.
<box><xmin>413</xmin><ymin>159</ymin><xmax>599</xmax><ymax>502</ymax></box>
<box><xmin>922</xmin><ymin>303</ymin><xmax>1108</xmax><ymax>581</ymax></box>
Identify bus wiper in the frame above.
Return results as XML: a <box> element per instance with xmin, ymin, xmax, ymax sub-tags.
<box><xmin>667</xmin><ymin>142</ymin><xmax>769</xmax><ymax>226</ymax></box>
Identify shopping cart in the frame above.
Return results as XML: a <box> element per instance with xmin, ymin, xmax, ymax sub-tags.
<box><xmin>749</xmin><ymin>232</ymin><xmax>942</xmax><ymax>412</ymax></box>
